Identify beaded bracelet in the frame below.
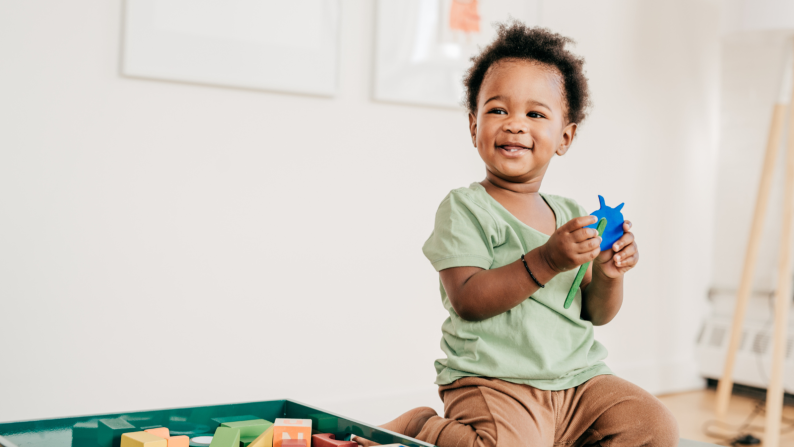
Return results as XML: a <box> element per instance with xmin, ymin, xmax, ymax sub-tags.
<box><xmin>521</xmin><ymin>253</ymin><xmax>545</xmax><ymax>288</ymax></box>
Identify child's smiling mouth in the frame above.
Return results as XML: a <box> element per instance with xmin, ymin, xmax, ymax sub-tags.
<box><xmin>497</xmin><ymin>142</ymin><xmax>531</xmax><ymax>157</ymax></box>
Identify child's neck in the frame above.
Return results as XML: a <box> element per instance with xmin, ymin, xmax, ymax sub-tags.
<box><xmin>482</xmin><ymin>171</ymin><xmax>542</xmax><ymax>195</ymax></box>
<box><xmin>481</xmin><ymin>170</ymin><xmax>557</xmax><ymax>235</ymax></box>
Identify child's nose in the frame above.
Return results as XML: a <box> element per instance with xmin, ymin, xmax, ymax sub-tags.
<box><xmin>503</xmin><ymin>117</ymin><xmax>528</xmax><ymax>133</ymax></box>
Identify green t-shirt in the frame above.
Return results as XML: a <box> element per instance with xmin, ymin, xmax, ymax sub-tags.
<box><xmin>422</xmin><ymin>182</ymin><xmax>612</xmax><ymax>390</ymax></box>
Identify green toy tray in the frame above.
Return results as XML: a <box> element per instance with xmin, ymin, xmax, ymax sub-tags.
<box><xmin>0</xmin><ymin>399</ymin><xmax>435</xmax><ymax>447</ymax></box>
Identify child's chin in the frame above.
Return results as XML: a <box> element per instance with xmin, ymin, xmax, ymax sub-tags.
<box><xmin>495</xmin><ymin>163</ymin><xmax>533</xmax><ymax>178</ymax></box>
<box><xmin>494</xmin><ymin>168</ymin><xmax>533</xmax><ymax>181</ymax></box>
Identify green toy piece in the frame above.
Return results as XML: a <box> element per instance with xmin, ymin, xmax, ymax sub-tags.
<box><xmin>563</xmin><ymin>217</ymin><xmax>607</xmax><ymax>309</ymax></box>
<box><xmin>220</xmin><ymin>419</ymin><xmax>272</xmax><ymax>438</ymax></box>
<box><xmin>208</xmin><ymin>427</ymin><xmax>240</xmax><ymax>447</ymax></box>
<box><xmin>211</xmin><ymin>415</ymin><xmax>259</xmax><ymax>427</ymax></box>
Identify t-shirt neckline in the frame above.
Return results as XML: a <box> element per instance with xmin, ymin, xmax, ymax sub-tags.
<box><xmin>471</xmin><ymin>182</ymin><xmax>561</xmax><ymax>236</ymax></box>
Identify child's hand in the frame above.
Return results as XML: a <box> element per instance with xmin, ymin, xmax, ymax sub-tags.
<box><xmin>593</xmin><ymin>221</ymin><xmax>638</xmax><ymax>278</ymax></box>
<box><xmin>540</xmin><ymin>215</ymin><xmax>602</xmax><ymax>273</ymax></box>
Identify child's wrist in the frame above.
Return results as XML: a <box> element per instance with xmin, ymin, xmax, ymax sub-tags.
<box><xmin>526</xmin><ymin>246</ymin><xmax>559</xmax><ymax>284</ymax></box>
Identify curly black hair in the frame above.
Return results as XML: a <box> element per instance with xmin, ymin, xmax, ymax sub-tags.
<box><xmin>463</xmin><ymin>22</ymin><xmax>591</xmax><ymax>125</ymax></box>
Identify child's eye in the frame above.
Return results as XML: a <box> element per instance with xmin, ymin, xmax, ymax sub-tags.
<box><xmin>488</xmin><ymin>109</ymin><xmax>507</xmax><ymax>115</ymax></box>
<box><xmin>528</xmin><ymin>112</ymin><xmax>545</xmax><ymax>118</ymax></box>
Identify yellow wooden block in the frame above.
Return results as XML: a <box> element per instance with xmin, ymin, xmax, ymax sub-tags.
<box><xmin>120</xmin><ymin>431</ymin><xmax>168</xmax><ymax>447</ymax></box>
<box><xmin>272</xmin><ymin>419</ymin><xmax>311</xmax><ymax>447</ymax></box>
<box><xmin>248</xmin><ymin>426</ymin><xmax>274</xmax><ymax>447</ymax></box>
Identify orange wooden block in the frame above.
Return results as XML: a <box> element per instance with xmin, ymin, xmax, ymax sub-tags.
<box><xmin>165</xmin><ymin>435</ymin><xmax>189</xmax><ymax>447</ymax></box>
<box><xmin>272</xmin><ymin>419</ymin><xmax>311</xmax><ymax>447</ymax></box>
<box><xmin>144</xmin><ymin>428</ymin><xmax>170</xmax><ymax>439</ymax></box>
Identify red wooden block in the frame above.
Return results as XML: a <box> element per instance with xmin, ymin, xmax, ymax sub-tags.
<box><xmin>281</xmin><ymin>441</ymin><xmax>306</xmax><ymax>447</ymax></box>
<box><xmin>311</xmin><ymin>434</ymin><xmax>356</xmax><ymax>447</ymax></box>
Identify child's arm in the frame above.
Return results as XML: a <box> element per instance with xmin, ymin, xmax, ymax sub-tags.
<box><xmin>579</xmin><ymin>221</ymin><xmax>638</xmax><ymax>325</ymax></box>
<box><xmin>440</xmin><ymin>215</ymin><xmax>601</xmax><ymax>321</ymax></box>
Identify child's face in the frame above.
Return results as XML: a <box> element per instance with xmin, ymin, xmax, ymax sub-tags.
<box><xmin>469</xmin><ymin>59</ymin><xmax>577</xmax><ymax>184</ymax></box>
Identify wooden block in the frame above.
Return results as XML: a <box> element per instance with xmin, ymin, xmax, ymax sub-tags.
<box><xmin>120</xmin><ymin>432</ymin><xmax>167</xmax><ymax>447</ymax></box>
<box><xmin>311</xmin><ymin>434</ymin><xmax>357</xmax><ymax>447</ymax></box>
<box><xmin>144</xmin><ymin>428</ymin><xmax>170</xmax><ymax>438</ymax></box>
<box><xmin>209</xmin><ymin>427</ymin><xmax>240</xmax><ymax>447</ymax></box>
<box><xmin>282</xmin><ymin>441</ymin><xmax>306</xmax><ymax>447</ymax></box>
<box><xmin>240</xmin><ymin>436</ymin><xmax>258</xmax><ymax>447</ymax></box>
<box><xmin>272</xmin><ymin>419</ymin><xmax>311</xmax><ymax>447</ymax></box>
<box><xmin>72</xmin><ymin>420</ymin><xmax>99</xmax><ymax>440</ymax></box>
<box><xmin>165</xmin><ymin>435</ymin><xmax>189</xmax><ymax>447</ymax></box>
<box><xmin>307</xmin><ymin>414</ymin><xmax>336</xmax><ymax>434</ymax></box>
<box><xmin>248</xmin><ymin>425</ymin><xmax>274</xmax><ymax>447</ymax></box>
<box><xmin>98</xmin><ymin>418</ymin><xmax>138</xmax><ymax>447</ymax></box>
<box><xmin>211</xmin><ymin>415</ymin><xmax>259</xmax><ymax>427</ymax></box>
<box><xmin>220</xmin><ymin>419</ymin><xmax>273</xmax><ymax>438</ymax></box>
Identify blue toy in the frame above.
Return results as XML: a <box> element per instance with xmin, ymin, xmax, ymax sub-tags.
<box><xmin>563</xmin><ymin>196</ymin><xmax>626</xmax><ymax>309</ymax></box>
<box><xmin>586</xmin><ymin>196</ymin><xmax>625</xmax><ymax>252</ymax></box>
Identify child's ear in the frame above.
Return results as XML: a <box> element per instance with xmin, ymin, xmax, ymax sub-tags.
<box><xmin>556</xmin><ymin>122</ymin><xmax>578</xmax><ymax>156</ymax></box>
<box><xmin>468</xmin><ymin>112</ymin><xmax>477</xmax><ymax>147</ymax></box>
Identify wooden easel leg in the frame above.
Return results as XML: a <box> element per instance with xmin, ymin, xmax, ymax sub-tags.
<box><xmin>715</xmin><ymin>103</ymin><xmax>788</xmax><ymax>419</ymax></box>
<box><xmin>763</xmin><ymin>48</ymin><xmax>794</xmax><ymax>447</ymax></box>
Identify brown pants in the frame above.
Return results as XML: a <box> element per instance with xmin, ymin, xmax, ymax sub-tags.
<box><xmin>415</xmin><ymin>375</ymin><xmax>679</xmax><ymax>447</ymax></box>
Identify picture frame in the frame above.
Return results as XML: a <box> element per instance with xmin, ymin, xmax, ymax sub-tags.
<box><xmin>122</xmin><ymin>0</ymin><xmax>340</xmax><ymax>97</ymax></box>
<box><xmin>374</xmin><ymin>0</ymin><xmax>540</xmax><ymax>108</ymax></box>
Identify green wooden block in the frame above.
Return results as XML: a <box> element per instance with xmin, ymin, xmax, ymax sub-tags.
<box><xmin>98</xmin><ymin>418</ymin><xmax>137</xmax><ymax>447</ymax></box>
<box><xmin>210</xmin><ymin>415</ymin><xmax>259</xmax><ymax>427</ymax></box>
<box><xmin>209</xmin><ymin>427</ymin><xmax>240</xmax><ymax>447</ymax></box>
<box><xmin>240</xmin><ymin>436</ymin><xmax>257</xmax><ymax>447</ymax></box>
<box><xmin>220</xmin><ymin>420</ymin><xmax>272</xmax><ymax>438</ymax></box>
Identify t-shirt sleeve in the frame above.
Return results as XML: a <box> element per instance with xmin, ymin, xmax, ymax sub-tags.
<box><xmin>422</xmin><ymin>191</ymin><xmax>497</xmax><ymax>272</ymax></box>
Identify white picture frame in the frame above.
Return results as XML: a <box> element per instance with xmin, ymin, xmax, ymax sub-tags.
<box><xmin>122</xmin><ymin>0</ymin><xmax>340</xmax><ymax>96</ymax></box>
<box><xmin>374</xmin><ymin>0</ymin><xmax>540</xmax><ymax>108</ymax></box>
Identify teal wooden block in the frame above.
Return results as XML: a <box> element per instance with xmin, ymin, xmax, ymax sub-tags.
<box><xmin>72</xmin><ymin>420</ymin><xmax>98</xmax><ymax>439</ymax></box>
<box><xmin>122</xmin><ymin>415</ymin><xmax>160</xmax><ymax>429</ymax></box>
<box><xmin>72</xmin><ymin>419</ymin><xmax>99</xmax><ymax>447</ymax></box>
<box><xmin>220</xmin><ymin>420</ymin><xmax>272</xmax><ymax>438</ymax></box>
<box><xmin>308</xmin><ymin>413</ymin><xmax>337</xmax><ymax>434</ymax></box>
<box><xmin>98</xmin><ymin>418</ymin><xmax>137</xmax><ymax>447</ymax></box>
<box><xmin>211</xmin><ymin>415</ymin><xmax>259</xmax><ymax>427</ymax></box>
<box><xmin>208</xmin><ymin>427</ymin><xmax>240</xmax><ymax>447</ymax></box>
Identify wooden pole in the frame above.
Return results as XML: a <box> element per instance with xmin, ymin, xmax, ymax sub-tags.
<box><xmin>764</xmin><ymin>47</ymin><xmax>794</xmax><ymax>447</ymax></box>
<box><xmin>715</xmin><ymin>45</ymin><xmax>793</xmax><ymax>418</ymax></box>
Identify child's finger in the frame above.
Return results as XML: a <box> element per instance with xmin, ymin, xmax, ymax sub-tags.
<box><xmin>562</xmin><ymin>215</ymin><xmax>598</xmax><ymax>233</ymax></box>
<box><xmin>577</xmin><ymin>236</ymin><xmax>602</xmax><ymax>254</ymax></box>
<box><xmin>616</xmin><ymin>250</ymin><xmax>639</xmax><ymax>269</ymax></box>
<box><xmin>623</xmin><ymin>220</ymin><xmax>633</xmax><ymax>231</ymax></box>
<box><xmin>571</xmin><ymin>226</ymin><xmax>600</xmax><ymax>242</ymax></box>
<box><xmin>580</xmin><ymin>247</ymin><xmax>601</xmax><ymax>263</ymax></box>
<box><xmin>611</xmin><ymin>231</ymin><xmax>635</xmax><ymax>252</ymax></box>
<box><xmin>613</xmin><ymin>243</ymin><xmax>637</xmax><ymax>266</ymax></box>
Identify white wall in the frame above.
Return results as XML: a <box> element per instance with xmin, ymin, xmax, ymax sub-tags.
<box><xmin>0</xmin><ymin>0</ymin><xmax>720</xmax><ymax>424</ymax></box>
<box><xmin>710</xmin><ymin>32</ymin><xmax>793</xmax><ymax>293</ymax></box>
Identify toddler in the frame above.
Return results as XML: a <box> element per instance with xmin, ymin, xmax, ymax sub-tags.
<box><xmin>361</xmin><ymin>23</ymin><xmax>678</xmax><ymax>447</ymax></box>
